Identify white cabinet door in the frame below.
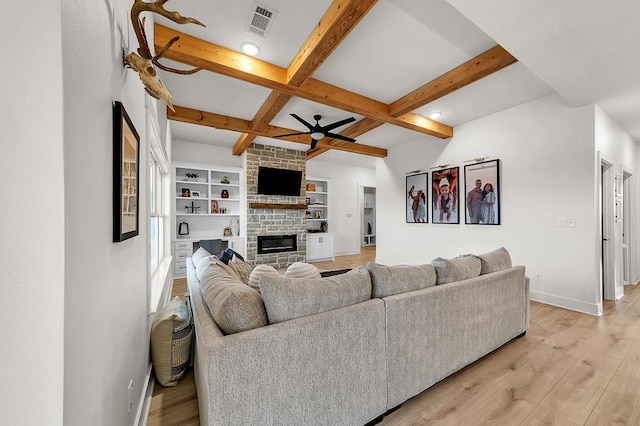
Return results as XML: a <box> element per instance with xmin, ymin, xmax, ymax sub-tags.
<box><xmin>319</xmin><ymin>234</ymin><xmax>334</xmax><ymax>260</ymax></box>
<box><xmin>307</xmin><ymin>234</ymin><xmax>334</xmax><ymax>261</ymax></box>
<box><xmin>307</xmin><ymin>235</ymin><xmax>322</xmax><ymax>261</ymax></box>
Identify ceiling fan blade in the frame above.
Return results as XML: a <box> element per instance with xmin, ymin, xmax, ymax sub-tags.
<box><xmin>322</xmin><ymin>116</ymin><xmax>356</xmax><ymax>131</ymax></box>
<box><xmin>290</xmin><ymin>113</ymin><xmax>314</xmax><ymax>130</ymax></box>
<box><xmin>310</xmin><ymin>138</ymin><xmax>319</xmax><ymax>149</ymax></box>
<box><xmin>325</xmin><ymin>132</ymin><xmax>356</xmax><ymax>142</ymax></box>
<box><xmin>273</xmin><ymin>131</ymin><xmax>310</xmax><ymax>138</ymax></box>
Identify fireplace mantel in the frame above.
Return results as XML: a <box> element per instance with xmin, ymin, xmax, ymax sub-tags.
<box><xmin>249</xmin><ymin>202</ymin><xmax>307</xmax><ymax>210</ymax></box>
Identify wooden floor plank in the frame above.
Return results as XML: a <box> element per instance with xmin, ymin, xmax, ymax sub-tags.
<box><xmin>585</xmin><ymin>375</ymin><xmax>640</xmax><ymax>425</ymax></box>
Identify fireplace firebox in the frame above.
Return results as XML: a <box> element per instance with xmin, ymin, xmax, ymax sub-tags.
<box><xmin>257</xmin><ymin>235</ymin><xmax>298</xmax><ymax>255</ymax></box>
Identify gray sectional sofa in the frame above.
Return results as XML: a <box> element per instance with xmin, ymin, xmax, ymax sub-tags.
<box><xmin>185</xmin><ymin>247</ymin><xmax>529</xmax><ymax>426</ymax></box>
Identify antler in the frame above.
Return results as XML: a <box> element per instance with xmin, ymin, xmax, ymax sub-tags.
<box><xmin>125</xmin><ymin>0</ymin><xmax>205</xmax><ymax>111</ymax></box>
<box><xmin>131</xmin><ymin>0</ymin><xmax>204</xmax><ymax>73</ymax></box>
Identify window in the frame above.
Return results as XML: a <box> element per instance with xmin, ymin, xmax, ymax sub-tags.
<box><xmin>150</xmin><ymin>154</ymin><xmax>164</xmax><ymax>273</ymax></box>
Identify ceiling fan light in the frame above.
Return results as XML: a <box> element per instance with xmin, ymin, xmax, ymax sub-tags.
<box><xmin>428</xmin><ymin>111</ymin><xmax>442</xmax><ymax>120</ymax></box>
<box><xmin>310</xmin><ymin>131</ymin><xmax>324</xmax><ymax>140</ymax></box>
<box><xmin>241</xmin><ymin>42</ymin><xmax>260</xmax><ymax>56</ymax></box>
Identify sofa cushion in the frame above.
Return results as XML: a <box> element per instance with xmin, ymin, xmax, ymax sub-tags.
<box><xmin>478</xmin><ymin>247</ymin><xmax>512</xmax><ymax>274</ymax></box>
<box><xmin>284</xmin><ymin>262</ymin><xmax>321</xmax><ymax>279</ymax></box>
<box><xmin>260</xmin><ymin>266</ymin><xmax>372</xmax><ymax>324</ymax></box>
<box><xmin>150</xmin><ymin>296</ymin><xmax>193</xmax><ymax>387</ymax></box>
<box><xmin>248</xmin><ymin>264</ymin><xmax>279</xmax><ymax>290</ymax></box>
<box><xmin>431</xmin><ymin>255</ymin><xmax>481</xmax><ymax>284</ymax></box>
<box><xmin>200</xmin><ymin>263</ymin><xmax>268</xmax><ymax>334</ymax></box>
<box><xmin>366</xmin><ymin>262</ymin><xmax>437</xmax><ymax>298</ymax></box>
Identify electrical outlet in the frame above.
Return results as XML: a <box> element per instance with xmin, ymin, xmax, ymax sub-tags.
<box><xmin>127</xmin><ymin>380</ymin><xmax>134</xmax><ymax>413</ymax></box>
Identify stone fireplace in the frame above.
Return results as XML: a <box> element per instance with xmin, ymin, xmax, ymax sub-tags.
<box><xmin>245</xmin><ymin>144</ymin><xmax>306</xmax><ymax>269</ymax></box>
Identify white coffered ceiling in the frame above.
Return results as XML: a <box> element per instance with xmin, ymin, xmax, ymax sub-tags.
<box><xmin>155</xmin><ymin>0</ymin><xmax>638</xmax><ymax>168</ymax></box>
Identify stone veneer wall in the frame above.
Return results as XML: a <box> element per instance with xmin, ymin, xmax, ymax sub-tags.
<box><xmin>245</xmin><ymin>144</ymin><xmax>306</xmax><ymax>268</ymax></box>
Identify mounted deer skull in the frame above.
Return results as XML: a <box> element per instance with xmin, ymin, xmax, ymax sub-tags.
<box><xmin>125</xmin><ymin>0</ymin><xmax>205</xmax><ymax>111</ymax></box>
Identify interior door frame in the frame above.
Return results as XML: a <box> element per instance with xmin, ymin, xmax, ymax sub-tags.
<box><xmin>622</xmin><ymin>169</ymin><xmax>635</xmax><ymax>285</ymax></box>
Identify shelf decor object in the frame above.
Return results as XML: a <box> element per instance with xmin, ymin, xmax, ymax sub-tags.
<box><xmin>113</xmin><ymin>101</ymin><xmax>140</xmax><ymax>242</ymax></box>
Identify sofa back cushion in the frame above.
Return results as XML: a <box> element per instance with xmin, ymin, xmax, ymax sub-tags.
<box><xmin>199</xmin><ymin>262</ymin><xmax>268</xmax><ymax>334</ymax></box>
<box><xmin>431</xmin><ymin>255</ymin><xmax>481</xmax><ymax>284</ymax></box>
<box><xmin>366</xmin><ymin>262</ymin><xmax>437</xmax><ymax>298</ymax></box>
<box><xmin>260</xmin><ymin>266</ymin><xmax>372</xmax><ymax>324</ymax></box>
<box><xmin>478</xmin><ymin>247</ymin><xmax>512</xmax><ymax>274</ymax></box>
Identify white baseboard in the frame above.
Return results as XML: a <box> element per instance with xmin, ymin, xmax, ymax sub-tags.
<box><xmin>530</xmin><ymin>291</ymin><xmax>602</xmax><ymax>316</ymax></box>
<box><xmin>135</xmin><ymin>364</ymin><xmax>154</xmax><ymax>426</ymax></box>
<box><xmin>334</xmin><ymin>249</ymin><xmax>360</xmax><ymax>257</ymax></box>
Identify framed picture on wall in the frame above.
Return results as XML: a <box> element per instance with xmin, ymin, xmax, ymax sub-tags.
<box><xmin>432</xmin><ymin>166</ymin><xmax>460</xmax><ymax>224</ymax></box>
<box><xmin>464</xmin><ymin>159</ymin><xmax>500</xmax><ymax>225</ymax></box>
<box><xmin>113</xmin><ymin>101</ymin><xmax>140</xmax><ymax>242</ymax></box>
<box><xmin>406</xmin><ymin>172</ymin><xmax>428</xmax><ymax>223</ymax></box>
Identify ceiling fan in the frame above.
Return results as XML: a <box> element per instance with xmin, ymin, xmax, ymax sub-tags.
<box><xmin>275</xmin><ymin>114</ymin><xmax>356</xmax><ymax>149</ymax></box>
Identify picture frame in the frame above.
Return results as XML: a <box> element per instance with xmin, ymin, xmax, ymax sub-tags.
<box><xmin>431</xmin><ymin>167</ymin><xmax>460</xmax><ymax>224</ymax></box>
<box><xmin>191</xmin><ymin>190</ymin><xmax>201</xmax><ymax>197</ymax></box>
<box><xmin>113</xmin><ymin>101</ymin><xmax>140</xmax><ymax>242</ymax></box>
<box><xmin>406</xmin><ymin>173</ymin><xmax>428</xmax><ymax>223</ymax></box>
<box><xmin>181</xmin><ymin>188</ymin><xmax>190</xmax><ymax>197</ymax></box>
<box><xmin>211</xmin><ymin>200</ymin><xmax>218</xmax><ymax>214</ymax></box>
<box><xmin>464</xmin><ymin>159</ymin><xmax>500</xmax><ymax>225</ymax></box>
<box><xmin>223</xmin><ymin>226</ymin><xmax>232</xmax><ymax>237</ymax></box>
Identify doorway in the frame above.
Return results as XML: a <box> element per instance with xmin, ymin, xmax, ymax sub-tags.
<box><xmin>600</xmin><ymin>159</ymin><xmax>614</xmax><ymax>301</ymax></box>
<box><xmin>622</xmin><ymin>170</ymin><xmax>634</xmax><ymax>285</ymax></box>
<box><xmin>360</xmin><ymin>186</ymin><xmax>376</xmax><ymax>247</ymax></box>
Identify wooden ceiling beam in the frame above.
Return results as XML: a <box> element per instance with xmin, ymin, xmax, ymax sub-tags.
<box><xmin>389</xmin><ymin>45</ymin><xmax>517</xmax><ymax>117</ymax></box>
<box><xmin>154</xmin><ymin>23</ymin><xmax>452</xmax><ymax>139</ymax></box>
<box><xmin>233</xmin><ymin>0</ymin><xmax>378</xmax><ymax>156</ymax></box>
<box><xmin>169</xmin><ymin>105</ymin><xmax>386</xmax><ymax>157</ymax></box>
<box><xmin>306</xmin><ymin>45</ymin><xmax>517</xmax><ymax>159</ymax></box>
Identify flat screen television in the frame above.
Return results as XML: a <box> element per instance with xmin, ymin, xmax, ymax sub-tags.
<box><xmin>257</xmin><ymin>166</ymin><xmax>302</xmax><ymax>196</ymax></box>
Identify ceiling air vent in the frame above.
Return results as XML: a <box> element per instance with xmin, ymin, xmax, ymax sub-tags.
<box><xmin>246</xmin><ymin>3</ymin><xmax>277</xmax><ymax>38</ymax></box>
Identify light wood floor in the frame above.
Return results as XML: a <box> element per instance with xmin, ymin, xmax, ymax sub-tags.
<box><xmin>148</xmin><ymin>248</ymin><xmax>640</xmax><ymax>425</ymax></box>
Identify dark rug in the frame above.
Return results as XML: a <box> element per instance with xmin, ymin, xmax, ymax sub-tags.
<box><xmin>320</xmin><ymin>268</ymin><xmax>351</xmax><ymax>277</ymax></box>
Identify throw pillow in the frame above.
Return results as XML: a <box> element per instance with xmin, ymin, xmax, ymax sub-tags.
<box><xmin>431</xmin><ymin>255</ymin><xmax>481</xmax><ymax>285</ymax></box>
<box><xmin>228</xmin><ymin>261</ymin><xmax>254</xmax><ymax>285</ymax></box>
<box><xmin>194</xmin><ymin>255</ymin><xmax>219</xmax><ymax>281</ymax></box>
<box><xmin>366</xmin><ymin>262</ymin><xmax>436</xmax><ymax>298</ymax></box>
<box><xmin>199</xmin><ymin>265</ymin><xmax>268</xmax><ymax>335</ymax></box>
<box><xmin>191</xmin><ymin>247</ymin><xmax>211</xmax><ymax>262</ymax></box>
<box><xmin>259</xmin><ymin>267</ymin><xmax>372</xmax><ymax>324</ymax></box>
<box><xmin>248</xmin><ymin>264</ymin><xmax>279</xmax><ymax>291</ymax></box>
<box><xmin>478</xmin><ymin>247</ymin><xmax>512</xmax><ymax>274</ymax></box>
<box><xmin>284</xmin><ymin>262</ymin><xmax>321</xmax><ymax>279</ymax></box>
<box><xmin>150</xmin><ymin>296</ymin><xmax>193</xmax><ymax>387</ymax></box>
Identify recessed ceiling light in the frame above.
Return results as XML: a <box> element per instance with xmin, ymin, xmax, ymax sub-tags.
<box><xmin>428</xmin><ymin>112</ymin><xmax>442</xmax><ymax>120</ymax></box>
<box><xmin>241</xmin><ymin>42</ymin><xmax>260</xmax><ymax>56</ymax></box>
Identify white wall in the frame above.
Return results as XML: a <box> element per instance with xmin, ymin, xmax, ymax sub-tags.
<box><xmin>307</xmin><ymin>159</ymin><xmax>376</xmax><ymax>255</ymax></box>
<box><xmin>172</xmin><ymin>140</ymin><xmax>243</xmax><ymax>168</ymax></box>
<box><xmin>62</xmin><ymin>1</ymin><xmax>151</xmax><ymax>424</ymax></box>
<box><xmin>377</xmin><ymin>94</ymin><xmax>609</xmax><ymax>314</ymax></box>
<box><xmin>0</xmin><ymin>2</ymin><xmax>64</xmax><ymax>424</ymax></box>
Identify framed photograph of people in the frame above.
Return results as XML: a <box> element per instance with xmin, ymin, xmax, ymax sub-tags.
<box><xmin>431</xmin><ymin>167</ymin><xmax>459</xmax><ymax>224</ymax></box>
<box><xmin>406</xmin><ymin>173</ymin><xmax>428</xmax><ymax>223</ymax></box>
<box><xmin>464</xmin><ymin>159</ymin><xmax>500</xmax><ymax>225</ymax></box>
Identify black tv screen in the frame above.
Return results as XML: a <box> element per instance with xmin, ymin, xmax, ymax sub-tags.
<box><xmin>257</xmin><ymin>166</ymin><xmax>302</xmax><ymax>196</ymax></box>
